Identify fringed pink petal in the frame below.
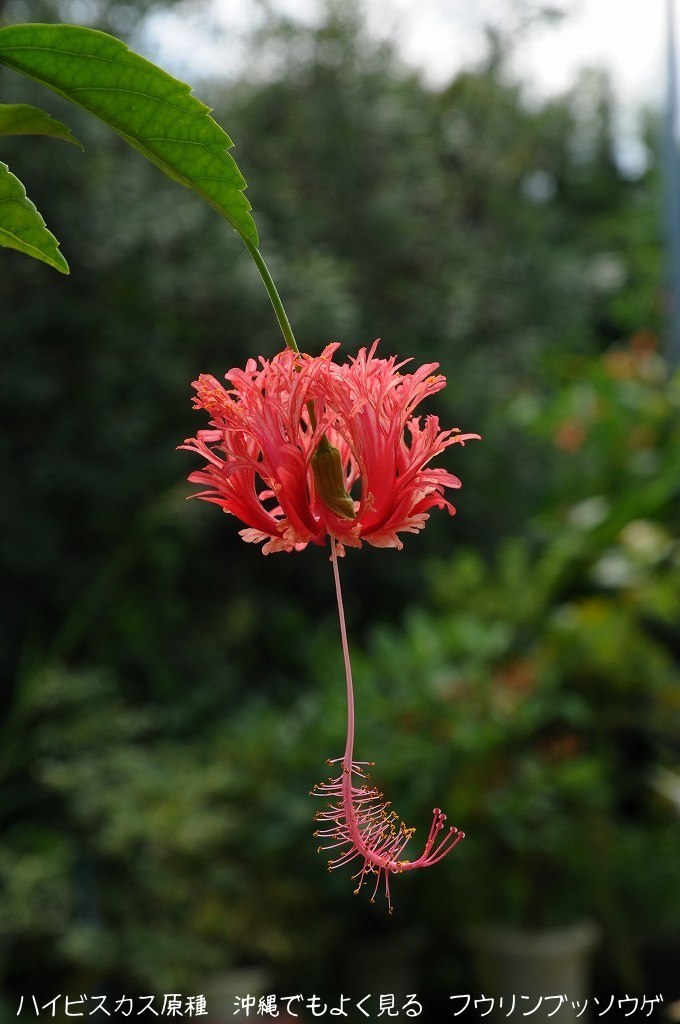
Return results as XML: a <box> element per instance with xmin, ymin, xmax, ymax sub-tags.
<box><xmin>181</xmin><ymin>340</ymin><xmax>479</xmax><ymax>553</ymax></box>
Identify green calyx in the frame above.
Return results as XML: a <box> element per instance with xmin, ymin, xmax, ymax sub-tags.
<box><xmin>312</xmin><ymin>436</ymin><xmax>356</xmax><ymax>520</ymax></box>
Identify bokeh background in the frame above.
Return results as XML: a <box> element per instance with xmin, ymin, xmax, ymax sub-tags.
<box><xmin>1</xmin><ymin>0</ymin><xmax>680</xmax><ymax>1019</ymax></box>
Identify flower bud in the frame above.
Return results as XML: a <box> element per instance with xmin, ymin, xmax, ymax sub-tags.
<box><xmin>312</xmin><ymin>436</ymin><xmax>356</xmax><ymax>520</ymax></box>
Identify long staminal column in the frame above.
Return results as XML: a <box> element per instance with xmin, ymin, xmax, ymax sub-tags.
<box><xmin>311</xmin><ymin>538</ymin><xmax>465</xmax><ymax>912</ymax></box>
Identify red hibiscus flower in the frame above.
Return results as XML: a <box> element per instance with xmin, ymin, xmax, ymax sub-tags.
<box><xmin>181</xmin><ymin>340</ymin><xmax>479</xmax><ymax>910</ymax></box>
<box><xmin>180</xmin><ymin>341</ymin><xmax>478</xmax><ymax>554</ymax></box>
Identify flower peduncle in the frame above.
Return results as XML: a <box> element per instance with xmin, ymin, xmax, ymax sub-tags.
<box><xmin>242</xmin><ymin>237</ymin><xmax>298</xmax><ymax>353</ymax></box>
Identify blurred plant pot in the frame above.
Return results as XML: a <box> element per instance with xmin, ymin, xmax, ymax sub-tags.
<box><xmin>468</xmin><ymin>922</ymin><xmax>600</xmax><ymax>1023</ymax></box>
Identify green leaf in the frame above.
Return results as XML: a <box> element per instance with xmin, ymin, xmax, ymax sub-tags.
<box><xmin>0</xmin><ymin>160</ymin><xmax>69</xmax><ymax>273</ymax></box>
<box><xmin>0</xmin><ymin>23</ymin><xmax>258</xmax><ymax>245</ymax></box>
<box><xmin>0</xmin><ymin>102</ymin><xmax>83</xmax><ymax>147</ymax></box>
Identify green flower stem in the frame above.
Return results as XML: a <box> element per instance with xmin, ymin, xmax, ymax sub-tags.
<box><xmin>243</xmin><ymin>237</ymin><xmax>298</xmax><ymax>354</ymax></box>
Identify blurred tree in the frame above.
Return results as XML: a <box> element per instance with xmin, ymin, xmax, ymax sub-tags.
<box><xmin>0</xmin><ymin>0</ymin><xmax>187</xmax><ymax>35</ymax></box>
<box><xmin>0</xmin><ymin>0</ymin><xmax>672</xmax><ymax>1001</ymax></box>
<box><xmin>0</xmin><ymin>0</ymin><xmax>662</xmax><ymax>695</ymax></box>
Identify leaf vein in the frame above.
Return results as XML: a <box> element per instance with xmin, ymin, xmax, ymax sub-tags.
<box><xmin>0</xmin><ymin>43</ymin><xmax>172</xmax><ymax>82</ymax></box>
<box><xmin>66</xmin><ymin>85</ymin><xmax>208</xmax><ymax>121</ymax></box>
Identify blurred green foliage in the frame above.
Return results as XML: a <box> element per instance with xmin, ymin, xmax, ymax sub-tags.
<box><xmin>356</xmin><ymin>340</ymin><xmax>680</xmax><ymax>933</ymax></box>
<box><xmin>1</xmin><ymin>0</ymin><xmax>678</xmax><ymax>1010</ymax></box>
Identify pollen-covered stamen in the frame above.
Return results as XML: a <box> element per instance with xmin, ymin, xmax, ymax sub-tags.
<box><xmin>311</xmin><ymin>757</ymin><xmax>465</xmax><ymax>913</ymax></box>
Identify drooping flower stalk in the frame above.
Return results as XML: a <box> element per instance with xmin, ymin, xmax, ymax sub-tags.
<box><xmin>242</xmin><ymin>237</ymin><xmax>299</xmax><ymax>354</ymax></box>
<box><xmin>240</xmin><ymin>240</ymin><xmax>358</xmax><ymax>515</ymax></box>
<box><xmin>311</xmin><ymin>538</ymin><xmax>465</xmax><ymax>912</ymax></box>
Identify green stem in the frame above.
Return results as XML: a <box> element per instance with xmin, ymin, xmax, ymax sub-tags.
<box><xmin>243</xmin><ymin>237</ymin><xmax>298</xmax><ymax>353</ymax></box>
